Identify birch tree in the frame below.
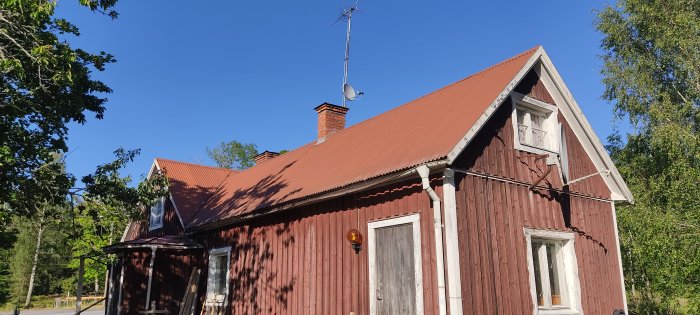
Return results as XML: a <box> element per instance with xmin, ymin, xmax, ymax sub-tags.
<box><xmin>597</xmin><ymin>0</ymin><xmax>700</xmax><ymax>313</ymax></box>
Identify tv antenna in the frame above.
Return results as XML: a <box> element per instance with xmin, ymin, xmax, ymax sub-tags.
<box><xmin>338</xmin><ymin>2</ymin><xmax>363</xmax><ymax>106</ymax></box>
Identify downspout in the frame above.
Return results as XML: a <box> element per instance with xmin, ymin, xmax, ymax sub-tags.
<box><xmin>416</xmin><ymin>165</ymin><xmax>447</xmax><ymax>315</ymax></box>
<box><xmin>145</xmin><ymin>246</ymin><xmax>157</xmax><ymax>310</ymax></box>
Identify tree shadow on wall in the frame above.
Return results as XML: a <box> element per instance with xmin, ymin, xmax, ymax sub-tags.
<box><xmin>553</xmin><ymin>187</ymin><xmax>607</xmax><ymax>253</ymax></box>
<box><xmin>224</xmin><ymin>218</ymin><xmax>297</xmax><ymax>314</ymax></box>
<box><xmin>162</xmin><ymin>162</ymin><xmax>301</xmax><ymax>314</ymax></box>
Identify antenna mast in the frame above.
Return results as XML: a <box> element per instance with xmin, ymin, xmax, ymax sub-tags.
<box><xmin>341</xmin><ymin>5</ymin><xmax>356</xmax><ymax>107</ymax></box>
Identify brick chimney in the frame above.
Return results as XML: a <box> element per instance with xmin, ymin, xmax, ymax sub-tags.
<box><xmin>314</xmin><ymin>102</ymin><xmax>349</xmax><ymax>143</ymax></box>
<box><xmin>254</xmin><ymin>151</ymin><xmax>280</xmax><ymax>164</ymax></box>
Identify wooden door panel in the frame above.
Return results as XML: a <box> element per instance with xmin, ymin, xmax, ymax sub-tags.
<box><xmin>375</xmin><ymin>223</ymin><xmax>416</xmax><ymax>315</ymax></box>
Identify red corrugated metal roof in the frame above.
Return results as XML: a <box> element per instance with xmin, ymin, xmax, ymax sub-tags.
<box><xmin>155</xmin><ymin>158</ymin><xmax>234</xmax><ymax>224</ymax></box>
<box><xmin>177</xmin><ymin>46</ymin><xmax>539</xmax><ymax>228</ymax></box>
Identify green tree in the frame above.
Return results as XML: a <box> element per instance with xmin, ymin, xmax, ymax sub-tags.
<box><xmin>9</xmin><ymin>210</ymin><xmax>72</xmax><ymax>307</ymax></box>
<box><xmin>597</xmin><ymin>0</ymin><xmax>700</xmax><ymax>313</ymax></box>
<box><xmin>68</xmin><ymin>198</ymin><xmax>128</xmax><ymax>296</ymax></box>
<box><xmin>0</xmin><ymin>226</ymin><xmax>17</xmax><ymax>305</ymax></box>
<box><xmin>206</xmin><ymin>140</ymin><xmax>258</xmax><ymax>170</ymax></box>
<box><xmin>0</xmin><ymin>0</ymin><xmax>118</xmax><ymax>222</ymax></box>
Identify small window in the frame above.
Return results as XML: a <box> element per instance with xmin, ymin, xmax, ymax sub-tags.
<box><xmin>206</xmin><ymin>247</ymin><xmax>231</xmax><ymax>306</ymax></box>
<box><xmin>512</xmin><ymin>93</ymin><xmax>558</xmax><ymax>154</ymax></box>
<box><xmin>525</xmin><ymin>229</ymin><xmax>581</xmax><ymax>315</ymax></box>
<box><xmin>149</xmin><ymin>197</ymin><xmax>165</xmax><ymax>230</ymax></box>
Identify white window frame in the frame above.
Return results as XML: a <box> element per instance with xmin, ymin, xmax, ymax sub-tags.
<box><xmin>206</xmin><ymin>247</ymin><xmax>231</xmax><ymax>307</ymax></box>
<box><xmin>148</xmin><ymin>196</ymin><xmax>165</xmax><ymax>231</ymax></box>
<box><xmin>524</xmin><ymin>228</ymin><xmax>582</xmax><ymax>315</ymax></box>
<box><xmin>368</xmin><ymin>214</ymin><xmax>424</xmax><ymax>315</ymax></box>
<box><xmin>511</xmin><ymin>92</ymin><xmax>559</xmax><ymax>154</ymax></box>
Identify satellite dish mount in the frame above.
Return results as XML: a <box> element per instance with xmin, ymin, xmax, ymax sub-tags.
<box><xmin>340</xmin><ymin>4</ymin><xmax>363</xmax><ymax>106</ymax></box>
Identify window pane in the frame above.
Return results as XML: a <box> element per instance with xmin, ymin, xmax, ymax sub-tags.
<box><xmin>532</xmin><ymin>129</ymin><xmax>546</xmax><ymax>148</ymax></box>
<box><xmin>531</xmin><ymin>114</ymin><xmax>546</xmax><ymax>148</ymax></box>
<box><xmin>546</xmin><ymin>243</ymin><xmax>562</xmax><ymax>306</ymax></box>
<box><xmin>531</xmin><ymin>114</ymin><xmax>544</xmax><ymax>130</ymax></box>
<box><xmin>518</xmin><ymin>124</ymin><xmax>529</xmax><ymax>144</ymax></box>
<box><xmin>517</xmin><ymin>109</ymin><xmax>526</xmax><ymax>124</ymax></box>
<box><xmin>531</xmin><ymin>242</ymin><xmax>544</xmax><ymax>306</ymax></box>
<box><xmin>214</xmin><ymin>255</ymin><xmax>228</xmax><ymax>295</ymax></box>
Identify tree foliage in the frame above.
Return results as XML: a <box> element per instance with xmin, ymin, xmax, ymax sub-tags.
<box><xmin>597</xmin><ymin>0</ymin><xmax>700</xmax><ymax>313</ymax></box>
<box><xmin>0</xmin><ymin>0</ymin><xmax>118</xmax><ymax>221</ymax></box>
<box><xmin>206</xmin><ymin>140</ymin><xmax>258</xmax><ymax>170</ymax></box>
<box><xmin>8</xmin><ymin>210</ymin><xmax>71</xmax><ymax>305</ymax></box>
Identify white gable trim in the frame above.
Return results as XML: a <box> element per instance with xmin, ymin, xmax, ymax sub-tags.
<box><xmin>535</xmin><ymin>53</ymin><xmax>632</xmax><ymax>202</ymax></box>
<box><xmin>446</xmin><ymin>47</ymin><xmax>633</xmax><ymax>203</ymax></box>
<box><xmin>148</xmin><ymin>159</ymin><xmax>186</xmax><ymax>228</ymax></box>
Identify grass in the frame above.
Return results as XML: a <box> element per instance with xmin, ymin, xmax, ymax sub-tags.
<box><xmin>0</xmin><ymin>294</ymin><xmax>105</xmax><ymax>311</ymax></box>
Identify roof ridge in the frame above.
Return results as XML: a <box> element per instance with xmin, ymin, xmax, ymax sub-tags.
<box><xmin>156</xmin><ymin>157</ymin><xmax>238</xmax><ymax>173</ymax></box>
<box><xmin>312</xmin><ymin>45</ymin><xmax>541</xmax><ymax>143</ymax></box>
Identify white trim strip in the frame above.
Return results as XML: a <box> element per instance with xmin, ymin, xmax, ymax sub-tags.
<box><xmin>144</xmin><ymin>247</ymin><xmax>157</xmax><ymax>309</ymax></box>
<box><xmin>611</xmin><ymin>201</ymin><xmax>628</xmax><ymax>313</ymax></box>
<box><xmin>442</xmin><ymin>169</ymin><xmax>463</xmax><ymax>315</ymax></box>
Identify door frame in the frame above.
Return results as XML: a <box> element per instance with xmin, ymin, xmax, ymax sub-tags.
<box><xmin>368</xmin><ymin>213</ymin><xmax>424</xmax><ymax>315</ymax></box>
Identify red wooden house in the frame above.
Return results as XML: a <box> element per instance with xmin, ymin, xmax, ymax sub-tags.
<box><xmin>104</xmin><ymin>46</ymin><xmax>632</xmax><ymax>315</ymax></box>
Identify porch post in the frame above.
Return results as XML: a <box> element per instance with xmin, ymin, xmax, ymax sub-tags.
<box><xmin>145</xmin><ymin>246</ymin><xmax>157</xmax><ymax>310</ymax></box>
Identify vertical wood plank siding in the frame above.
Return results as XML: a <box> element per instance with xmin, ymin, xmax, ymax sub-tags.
<box><xmin>453</xmin><ymin>74</ymin><xmax>624</xmax><ymax>314</ymax></box>
<box><xmin>186</xmin><ymin>179</ymin><xmax>442</xmax><ymax>315</ymax></box>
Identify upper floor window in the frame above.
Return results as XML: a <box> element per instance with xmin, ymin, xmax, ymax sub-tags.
<box><xmin>149</xmin><ymin>196</ymin><xmax>165</xmax><ymax>230</ymax></box>
<box><xmin>524</xmin><ymin>228</ymin><xmax>581</xmax><ymax>315</ymax></box>
<box><xmin>512</xmin><ymin>93</ymin><xmax>558</xmax><ymax>154</ymax></box>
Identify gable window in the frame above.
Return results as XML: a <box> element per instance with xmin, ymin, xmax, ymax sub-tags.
<box><xmin>149</xmin><ymin>197</ymin><xmax>165</xmax><ymax>231</ymax></box>
<box><xmin>512</xmin><ymin>93</ymin><xmax>558</xmax><ymax>154</ymax></box>
<box><xmin>206</xmin><ymin>247</ymin><xmax>231</xmax><ymax>307</ymax></box>
<box><xmin>524</xmin><ymin>228</ymin><xmax>581</xmax><ymax>315</ymax></box>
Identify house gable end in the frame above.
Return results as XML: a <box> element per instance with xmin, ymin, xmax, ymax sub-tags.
<box><xmin>446</xmin><ymin>47</ymin><xmax>632</xmax><ymax>202</ymax></box>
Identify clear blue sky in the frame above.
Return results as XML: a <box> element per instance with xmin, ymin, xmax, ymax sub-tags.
<box><xmin>57</xmin><ymin>0</ymin><xmax>621</xmax><ymax>183</ymax></box>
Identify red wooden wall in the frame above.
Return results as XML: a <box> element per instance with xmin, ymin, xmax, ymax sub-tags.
<box><xmin>451</xmin><ymin>72</ymin><xmax>625</xmax><ymax>314</ymax></box>
<box><xmin>190</xmin><ymin>179</ymin><xmax>444</xmax><ymax>315</ymax></box>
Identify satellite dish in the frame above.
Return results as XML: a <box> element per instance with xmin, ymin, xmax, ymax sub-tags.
<box><xmin>343</xmin><ymin>83</ymin><xmax>361</xmax><ymax>101</ymax></box>
<box><xmin>558</xmin><ymin>123</ymin><xmax>570</xmax><ymax>185</ymax></box>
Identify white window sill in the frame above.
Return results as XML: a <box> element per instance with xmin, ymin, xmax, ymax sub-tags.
<box><xmin>537</xmin><ymin>308</ymin><xmax>580</xmax><ymax>315</ymax></box>
<box><xmin>515</xmin><ymin>142</ymin><xmax>559</xmax><ymax>156</ymax></box>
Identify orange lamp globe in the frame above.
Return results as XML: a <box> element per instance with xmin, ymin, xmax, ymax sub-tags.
<box><xmin>346</xmin><ymin>229</ymin><xmax>363</xmax><ymax>246</ymax></box>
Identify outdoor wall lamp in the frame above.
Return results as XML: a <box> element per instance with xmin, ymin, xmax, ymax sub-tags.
<box><xmin>346</xmin><ymin>229</ymin><xmax>363</xmax><ymax>254</ymax></box>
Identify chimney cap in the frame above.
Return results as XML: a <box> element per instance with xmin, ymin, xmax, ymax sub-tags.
<box><xmin>254</xmin><ymin>150</ymin><xmax>280</xmax><ymax>164</ymax></box>
<box><xmin>314</xmin><ymin>102</ymin><xmax>349</xmax><ymax>113</ymax></box>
